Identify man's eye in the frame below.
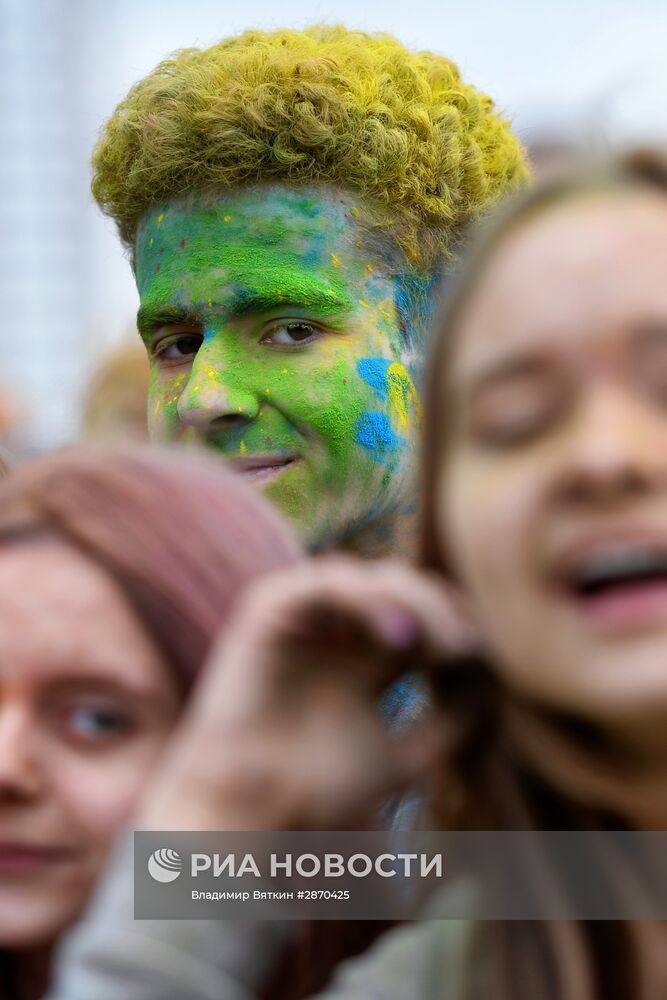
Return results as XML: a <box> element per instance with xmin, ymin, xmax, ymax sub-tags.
<box><xmin>63</xmin><ymin>705</ymin><xmax>132</xmax><ymax>744</ymax></box>
<box><xmin>154</xmin><ymin>334</ymin><xmax>202</xmax><ymax>361</ymax></box>
<box><xmin>262</xmin><ymin>322</ymin><xmax>319</xmax><ymax>347</ymax></box>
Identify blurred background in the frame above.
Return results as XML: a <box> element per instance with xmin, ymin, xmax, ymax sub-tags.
<box><xmin>2</xmin><ymin>0</ymin><xmax>667</xmax><ymax>455</ymax></box>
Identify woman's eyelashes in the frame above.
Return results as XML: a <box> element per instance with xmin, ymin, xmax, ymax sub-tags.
<box><xmin>466</xmin><ymin>380</ymin><xmax>565</xmax><ymax>448</ymax></box>
<box><xmin>49</xmin><ymin>699</ymin><xmax>136</xmax><ymax>748</ymax></box>
<box><xmin>641</xmin><ymin>355</ymin><xmax>667</xmax><ymax>408</ymax></box>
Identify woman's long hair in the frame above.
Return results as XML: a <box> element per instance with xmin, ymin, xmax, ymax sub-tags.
<box><xmin>419</xmin><ymin>148</ymin><xmax>667</xmax><ymax>1000</ymax></box>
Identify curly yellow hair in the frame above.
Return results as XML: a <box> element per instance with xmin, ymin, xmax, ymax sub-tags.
<box><xmin>92</xmin><ymin>24</ymin><xmax>529</xmax><ymax>269</ymax></box>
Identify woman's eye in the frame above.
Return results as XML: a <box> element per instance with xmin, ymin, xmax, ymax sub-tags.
<box><xmin>154</xmin><ymin>334</ymin><xmax>202</xmax><ymax>361</ymax></box>
<box><xmin>468</xmin><ymin>388</ymin><xmax>562</xmax><ymax>448</ymax></box>
<box><xmin>645</xmin><ymin>362</ymin><xmax>667</xmax><ymax>405</ymax></box>
<box><xmin>262</xmin><ymin>322</ymin><xmax>319</xmax><ymax>347</ymax></box>
<box><xmin>64</xmin><ymin>705</ymin><xmax>132</xmax><ymax>743</ymax></box>
<box><xmin>475</xmin><ymin>415</ymin><xmax>552</xmax><ymax>447</ymax></box>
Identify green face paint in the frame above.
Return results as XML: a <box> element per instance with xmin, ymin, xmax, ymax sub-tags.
<box><xmin>135</xmin><ymin>184</ymin><xmax>421</xmax><ymax>553</ymax></box>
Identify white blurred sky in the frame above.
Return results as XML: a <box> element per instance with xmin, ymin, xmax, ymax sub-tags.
<box><xmin>5</xmin><ymin>0</ymin><xmax>667</xmax><ymax>447</ymax></box>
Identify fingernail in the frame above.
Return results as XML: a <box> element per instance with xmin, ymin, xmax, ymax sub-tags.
<box><xmin>380</xmin><ymin>612</ymin><xmax>419</xmax><ymax>648</ymax></box>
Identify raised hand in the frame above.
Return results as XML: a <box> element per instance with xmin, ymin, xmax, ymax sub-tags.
<box><xmin>139</xmin><ymin>556</ymin><xmax>478</xmax><ymax>831</ymax></box>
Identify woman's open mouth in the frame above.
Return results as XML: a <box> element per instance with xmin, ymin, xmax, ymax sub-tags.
<box><xmin>555</xmin><ymin>537</ymin><xmax>667</xmax><ymax>631</ymax></box>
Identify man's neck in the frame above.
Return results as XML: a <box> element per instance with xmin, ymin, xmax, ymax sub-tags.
<box><xmin>337</xmin><ymin>504</ymin><xmax>418</xmax><ymax>561</ymax></box>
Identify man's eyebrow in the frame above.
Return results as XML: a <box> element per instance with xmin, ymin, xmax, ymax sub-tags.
<box><xmin>137</xmin><ymin>304</ymin><xmax>200</xmax><ymax>339</ymax></box>
<box><xmin>224</xmin><ymin>278</ymin><xmax>354</xmax><ymax>318</ymax></box>
<box><xmin>137</xmin><ymin>278</ymin><xmax>355</xmax><ymax>337</ymax></box>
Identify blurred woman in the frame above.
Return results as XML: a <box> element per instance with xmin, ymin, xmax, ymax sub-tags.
<box><xmin>51</xmin><ymin>149</ymin><xmax>667</xmax><ymax>1000</ymax></box>
<box><xmin>0</xmin><ymin>444</ymin><xmax>300</xmax><ymax>999</ymax></box>
<box><xmin>416</xmin><ymin>145</ymin><xmax>667</xmax><ymax>998</ymax></box>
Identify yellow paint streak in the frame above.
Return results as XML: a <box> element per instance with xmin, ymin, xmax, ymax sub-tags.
<box><xmin>387</xmin><ymin>362</ymin><xmax>422</xmax><ymax>430</ymax></box>
<box><xmin>156</xmin><ymin>213</ymin><xmax>165</xmax><ymax>226</ymax></box>
<box><xmin>223</xmin><ymin>215</ymin><xmax>232</xmax><ymax>223</ymax></box>
<box><xmin>239</xmin><ymin>440</ymin><xmax>247</xmax><ymax>455</ymax></box>
<box><xmin>331</xmin><ymin>252</ymin><xmax>341</xmax><ymax>268</ymax></box>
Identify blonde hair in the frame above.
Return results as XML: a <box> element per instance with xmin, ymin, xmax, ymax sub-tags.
<box><xmin>92</xmin><ymin>24</ymin><xmax>528</xmax><ymax>270</ymax></box>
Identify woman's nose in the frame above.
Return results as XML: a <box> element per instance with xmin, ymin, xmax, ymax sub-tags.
<box><xmin>0</xmin><ymin>702</ymin><xmax>44</xmax><ymax>801</ymax></box>
<box><xmin>554</xmin><ymin>384</ymin><xmax>667</xmax><ymax>506</ymax></box>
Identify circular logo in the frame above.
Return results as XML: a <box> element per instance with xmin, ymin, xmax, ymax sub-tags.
<box><xmin>148</xmin><ymin>848</ymin><xmax>183</xmax><ymax>883</ymax></box>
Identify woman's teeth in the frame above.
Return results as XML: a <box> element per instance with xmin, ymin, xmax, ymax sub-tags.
<box><xmin>571</xmin><ymin>545</ymin><xmax>667</xmax><ymax>597</ymax></box>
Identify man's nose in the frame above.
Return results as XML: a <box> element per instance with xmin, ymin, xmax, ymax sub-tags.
<box><xmin>0</xmin><ymin>703</ymin><xmax>44</xmax><ymax>801</ymax></box>
<box><xmin>176</xmin><ymin>348</ymin><xmax>261</xmax><ymax>430</ymax></box>
<box><xmin>555</xmin><ymin>384</ymin><xmax>667</xmax><ymax>506</ymax></box>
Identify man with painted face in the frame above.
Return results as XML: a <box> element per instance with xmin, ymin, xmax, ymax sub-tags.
<box><xmin>92</xmin><ymin>25</ymin><xmax>527</xmax><ymax>558</ymax></box>
<box><xmin>44</xmin><ymin>31</ymin><xmax>527</xmax><ymax>1000</ymax></box>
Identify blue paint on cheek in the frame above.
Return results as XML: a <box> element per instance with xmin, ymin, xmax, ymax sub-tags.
<box><xmin>355</xmin><ymin>412</ymin><xmax>405</xmax><ymax>466</ymax></box>
<box><xmin>357</xmin><ymin>358</ymin><xmax>393</xmax><ymax>400</ymax></box>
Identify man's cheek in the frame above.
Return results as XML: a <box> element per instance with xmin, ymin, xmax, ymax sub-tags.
<box><xmin>291</xmin><ymin>362</ymin><xmax>366</xmax><ymax>452</ymax></box>
<box><xmin>147</xmin><ymin>385</ymin><xmax>182</xmax><ymax>441</ymax></box>
<box><xmin>351</xmin><ymin>358</ymin><xmax>420</xmax><ymax>469</ymax></box>
<box><xmin>147</xmin><ymin>367</ymin><xmax>189</xmax><ymax>434</ymax></box>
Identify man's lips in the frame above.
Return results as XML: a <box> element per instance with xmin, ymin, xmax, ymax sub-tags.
<box><xmin>225</xmin><ymin>453</ymin><xmax>299</xmax><ymax>484</ymax></box>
